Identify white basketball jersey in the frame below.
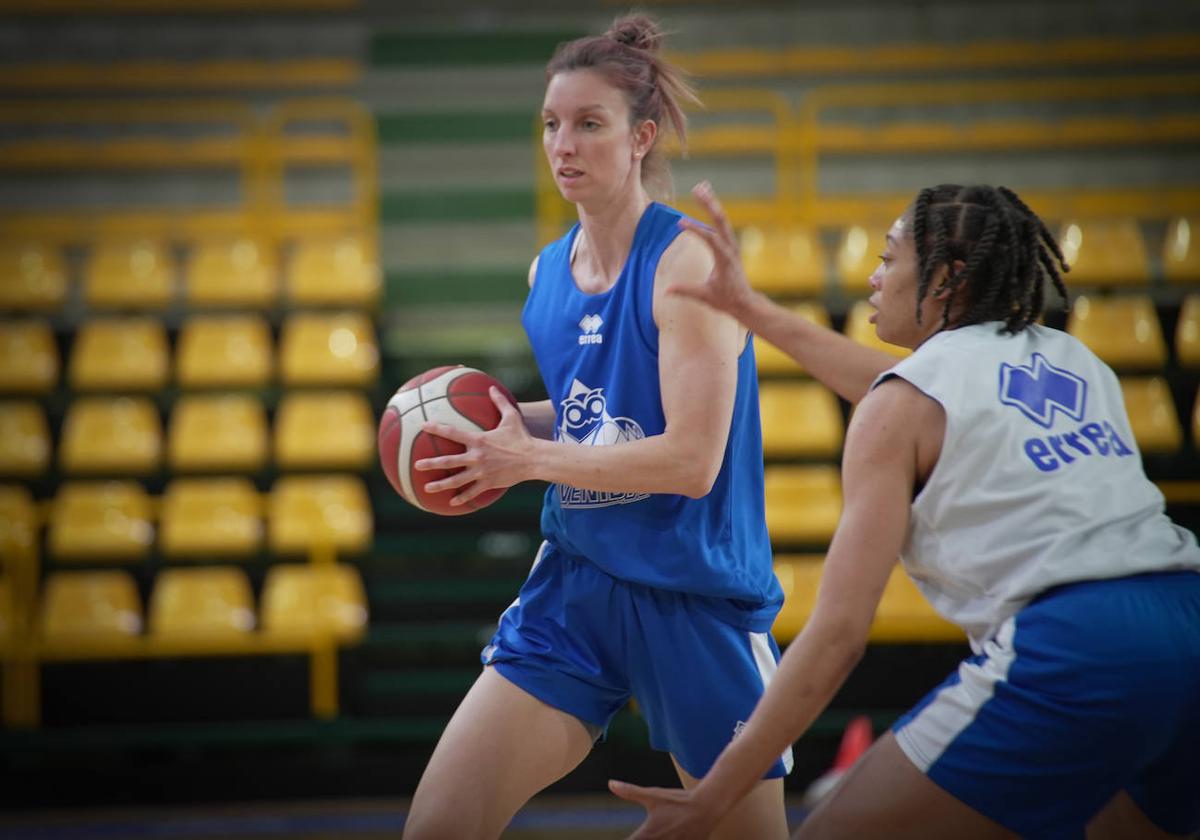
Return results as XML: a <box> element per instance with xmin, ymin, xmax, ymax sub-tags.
<box><xmin>874</xmin><ymin>322</ymin><xmax>1200</xmax><ymax>650</ymax></box>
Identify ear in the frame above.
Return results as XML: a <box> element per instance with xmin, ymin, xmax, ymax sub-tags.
<box><xmin>634</xmin><ymin>119</ymin><xmax>657</xmax><ymax>159</ymax></box>
<box><xmin>931</xmin><ymin>259</ymin><xmax>966</xmax><ymax>298</ymax></box>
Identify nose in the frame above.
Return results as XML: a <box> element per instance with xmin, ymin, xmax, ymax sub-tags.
<box><xmin>867</xmin><ymin>264</ymin><xmax>883</xmax><ymax>291</ymax></box>
<box><xmin>550</xmin><ymin>126</ymin><xmax>575</xmax><ymax>159</ymax></box>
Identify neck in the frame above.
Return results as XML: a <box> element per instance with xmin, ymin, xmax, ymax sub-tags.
<box><xmin>574</xmin><ymin>185</ymin><xmax>651</xmax><ymax>288</ymax></box>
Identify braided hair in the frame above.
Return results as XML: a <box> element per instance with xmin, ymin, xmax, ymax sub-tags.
<box><xmin>907</xmin><ymin>185</ymin><xmax>1069</xmax><ymax>333</ymax></box>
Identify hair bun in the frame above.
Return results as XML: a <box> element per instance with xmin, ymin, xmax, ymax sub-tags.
<box><xmin>605</xmin><ymin>14</ymin><xmax>663</xmax><ymax>53</ymax></box>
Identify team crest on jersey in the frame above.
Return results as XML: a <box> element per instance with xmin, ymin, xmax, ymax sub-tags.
<box><xmin>557</xmin><ymin>378</ymin><xmax>649</xmax><ymax>507</ymax></box>
<box><xmin>997</xmin><ymin>353</ymin><xmax>1087</xmax><ymax>428</ymax></box>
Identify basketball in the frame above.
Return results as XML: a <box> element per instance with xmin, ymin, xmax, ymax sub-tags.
<box><xmin>378</xmin><ymin>365</ymin><xmax>518</xmax><ymax>516</ymax></box>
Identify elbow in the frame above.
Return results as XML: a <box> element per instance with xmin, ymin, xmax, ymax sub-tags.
<box><xmin>679</xmin><ymin>460</ymin><xmax>722</xmax><ymax>499</ymax></box>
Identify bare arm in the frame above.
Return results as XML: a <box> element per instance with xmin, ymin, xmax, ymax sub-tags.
<box><xmin>611</xmin><ymin>378</ymin><xmax>937</xmax><ymax>838</ymax></box>
<box><xmin>517</xmin><ymin>399</ymin><xmax>556</xmax><ymax>441</ymax></box>
<box><xmin>414</xmin><ymin>231</ymin><xmax>743</xmax><ymax>505</ymax></box>
<box><xmin>676</xmin><ymin>182</ymin><xmax>896</xmax><ymax>404</ymax></box>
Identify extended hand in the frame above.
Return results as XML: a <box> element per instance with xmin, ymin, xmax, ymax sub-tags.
<box><xmin>414</xmin><ymin>386</ymin><xmax>533</xmax><ymax>506</ymax></box>
<box><xmin>671</xmin><ymin>181</ymin><xmax>756</xmax><ymax>317</ymax></box>
<box><xmin>609</xmin><ymin>779</ymin><xmax>721</xmax><ymax>840</ymax></box>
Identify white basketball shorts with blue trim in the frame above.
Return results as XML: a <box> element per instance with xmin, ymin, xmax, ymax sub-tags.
<box><xmin>481</xmin><ymin>541</ymin><xmax>793</xmax><ymax>780</ymax></box>
<box><xmin>894</xmin><ymin>570</ymin><xmax>1200</xmax><ymax>838</ymax></box>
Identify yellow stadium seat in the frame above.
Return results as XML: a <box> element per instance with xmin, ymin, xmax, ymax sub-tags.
<box><xmin>764</xmin><ymin>465</ymin><xmax>842</xmax><ymax>545</ymax></box>
<box><xmin>159</xmin><ymin>478</ymin><xmax>262</xmax><ymax>559</ymax></box>
<box><xmin>843</xmin><ymin>300</ymin><xmax>911</xmax><ymax>359</ymax></box>
<box><xmin>59</xmin><ymin>397</ymin><xmax>162</xmax><ymax>475</ymax></box>
<box><xmin>1058</xmin><ymin>218</ymin><xmax>1149</xmax><ymax>287</ymax></box>
<box><xmin>755</xmin><ymin>302</ymin><xmax>831</xmax><ymax>376</ymax></box>
<box><xmin>261</xmin><ymin>563</ymin><xmax>368</xmax><ymax>643</ymax></box>
<box><xmin>48</xmin><ymin>481</ymin><xmax>153</xmax><ymax>562</ymax></box>
<box><xmin>186</xmin><ymin>238</ymin><xmax>277</xmax><ymax>308</ymax></box>
<box><xmin>740</xmin><ymin>226</ymin><xmax>825</xmax><ymax>296</ymax></box>
<box><xmin>0</xmin><ymin>320</ymin><xmax>59</xmax><ymax>394</ymax></box>
<box><xmin>760</xmin><ymin>381</ymin><xmax>844</xmax><ymax>458</ymax></box>
<box><xmin>268</xmin><ymin>475</ymin><xmax>372</xmax><ymax>556</ymax></box>
<box><xmin>279</xmin><ymin>312</ymin><xmax>379</xmax><ymax>387</ymax></box>
<box><xmin>84</xmin><ymin>239</ymin><xmax>174</xmax><ymax>310</ymax></box>
<box><xmin>39</xmin><ymin>570</ymin><xmax>143</xmax><ymax>641</ymax></box>
<box><xmin>0</xmin><ymin>401</ymin><xmax>50</xmax><ymax>477</ymax></box>
<box><xmin>0</xmin><ymin>483</ymin><xmax>38</xmax><ymax>567</ymax></box>
<box><xmin>287</xmin><ymin>236</ymin><xmax>382</xmax><ymax>308</ymax></box>
<box><xmin>1067</xmin><ymin>295</ymin><xmax>1167</xmax><ymax>371</ymax></box>
<box><xmin>0</xmin><ymin>243</ymin><xmax>67</xmax><ymax>311</ymax></box>
<box><xmin>1177</xmin><ymin>295</ymin><xmax>1200</xmax><ymax>368</ymax></box>
<box><xmin>68</xmin><ymin>317</ymin><xmax>169</xmax><ymax>392</ymax></box>
<box><xmin>771</xmin><ymin>555</ymin><xmax>824</xmax><ymax>643</ymax></box>
<box><xmin>275</xmin><ymin>391</ymin><xmax>374</xmax><ymax>470</ymax></box>
<box><xmin>1120</xmin><ymin>377</ymin><xmax>1182</xmax><ymax>455</ymax></box>
<box><xmin>167</xmin><ymin>394</ymin><xmax>268</xmax><ymax>473</ymax></box>
<box><xmin>176</xmin><ymin>315</ymin><xmax>273</xmax><ymax>389</ymax></box>
<box><xmin>148</xmin><ymin>567</ymin><xmax>255</xmax><ymax>638</ymax></box>
<box><xmin>1164</xmin><ymin>217</ymin><xmax>1200</xmax><ymax>286</ymax></box>
<box><xmin>0</xmin><ymin>576</ymin><xmax>10</xmax><ymax>642</ymax></box>
<box><xmin>835</xmin><ymin>224</ymin><xmax>889</xmax><ymax>294</ymax></box>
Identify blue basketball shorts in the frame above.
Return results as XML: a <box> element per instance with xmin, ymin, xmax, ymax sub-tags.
<box><xmin>480</xmin><ymin>541</ymin><xmax>793</xmax><ymax>780</ymax></box>
<box><xmin>893</xmin><ymin>570</ymin><xmax>1200</xmax><ymax>838</ymax></box>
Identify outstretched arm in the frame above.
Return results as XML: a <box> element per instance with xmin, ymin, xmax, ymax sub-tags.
<box><xmin>610</xmin><ymin>378</ymin><xmax>932</xmax><ymax>839</ymax></box>
<box><xmin>676</xmin><ymin>182</ymin><xmax>896</xmax><ymax>404</ymax></box>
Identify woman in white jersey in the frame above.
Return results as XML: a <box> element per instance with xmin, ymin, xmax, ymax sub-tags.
<box><xmin>612</xmin><ymin>183</ymin><xmax>1200</xmax><ymax>839</ymax></box>
<box><xmin>401</xmin><ymin>17</ymin><xmax>791</xmax><ymax>840</ymax></box>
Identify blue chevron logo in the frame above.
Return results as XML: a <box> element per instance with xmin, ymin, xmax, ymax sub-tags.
<box><xmin>998</xmin><ymin>353</ymin><xmax>1088</xmax><ymax>429</ymax></box>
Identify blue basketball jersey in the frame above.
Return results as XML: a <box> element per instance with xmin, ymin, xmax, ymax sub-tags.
<box><xmin>521</xmin><ymin>202</ymin><xmax>781</xmax><ymax>630</ymax></box>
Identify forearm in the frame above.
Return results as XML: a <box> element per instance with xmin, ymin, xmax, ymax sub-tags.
<box><xmin>518</xmin><ymin>399</ymin><xmax>556</xmax><ymax>440</ymax></box>
<box><xmin>526</xmin><ymin>430</ymin><xmax>716</xmax><ymax>498</ymax></box>
<box><xmin>693</xmin><ymin>621</ymin><xmax>866</xmax><ymax>816</ymax></box>
<box><xmin>733</xmin><ymin>290</ymin><xmax>896</xmax><ymax>404</ymax></box>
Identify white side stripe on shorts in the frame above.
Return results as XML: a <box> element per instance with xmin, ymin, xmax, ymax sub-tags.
<box><xmin>750</xmin><ymin>631</ymin><xmax>795</xmax><ymax>774</ymax></box>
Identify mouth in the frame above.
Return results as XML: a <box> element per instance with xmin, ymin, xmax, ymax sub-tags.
<box><xmin>867</xmin><ymin>297</ymin><xmax>879</xmax><ymax>324</ymax></box>
<box><xmin>557</xmin><ymin>166</ymin><xmax>584</xmax><ymax>184</ymax></box>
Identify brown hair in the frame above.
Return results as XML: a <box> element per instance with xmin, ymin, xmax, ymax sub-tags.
<box><xmin>546</xmin><ymin>13</ymin><xmax>699</xmax><ymax>198</ymax></box>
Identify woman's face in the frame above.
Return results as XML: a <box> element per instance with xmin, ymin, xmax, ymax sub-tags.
<box><xmin>867</xmin><ymin>216</ymin><xmax>953</xmax><ymax>349</ymax></box>
<box><xmin>542</xmin><ymin>69</ymin><xmax>646</xmax><ymax>207</ymax></box>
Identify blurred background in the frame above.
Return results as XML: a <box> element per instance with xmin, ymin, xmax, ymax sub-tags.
<box><xmin>0</xmin><ymin>0</ymin><xmax>1198</xmax><ymax>837</ymax></box>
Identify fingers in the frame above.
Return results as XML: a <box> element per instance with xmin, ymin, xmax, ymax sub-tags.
<box><xmin>420</xmin><ymin>468</ymin><xmax>472</xmax><ymax>494</ymax></box>
<box><xmin>691</xmin><ymin>181</ymin><xmax>737</xmax><ymax>248</ymax></box>
<box><xmin>608</xmin><ymin>779</ymin><xmax>660</xmax><ymax>808</ymax></box>
<box><xmin>421</xmin><ymin>421</ymin><xmax>471</xmax><ymax>445</ymax></box>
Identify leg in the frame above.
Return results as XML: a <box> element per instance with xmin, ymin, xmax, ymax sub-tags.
<box><xmin>795</xmin><ymin>731</ymin><xmax>1016</xmax><ymax>840</ymax></box>
<box><xmin>673</xmin><ymin>757</ymin><xmax>788</xmax><ymax>840</ymax></box>
<box><xmin>403</xmin><ymin>667</ymin><xmax>595</xmax><ymax>840</ymax></box>
<box><xmin>1088</xmin><ymin>791</ymin><xmax>1196</xmax><ymax>840</ymax></box>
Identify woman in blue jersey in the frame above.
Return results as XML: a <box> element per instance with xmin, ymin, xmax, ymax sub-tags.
<box><xmin>612</xmin><ymin>183</ymin><xmax>1200</xmax><ymax>839</ymax></box>
<box><xmin>401</xmin><ymin>15</ymin><xmax>790</xmax><ymax>840</ymax></box>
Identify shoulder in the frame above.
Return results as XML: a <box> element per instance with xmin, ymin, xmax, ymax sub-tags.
<box><xmin>655</xmin><ymin>227</ymin><xmax>713</xmax><ymax>289</ymax></box>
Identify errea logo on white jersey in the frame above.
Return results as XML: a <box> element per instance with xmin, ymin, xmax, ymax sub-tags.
<box><xmin>578</xmin><ymin>313</ymin><xmax>604</xmax><ymax>345</ymax></box>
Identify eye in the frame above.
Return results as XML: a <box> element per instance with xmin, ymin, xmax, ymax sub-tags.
<box><xmin>582</xmin><ymin>119</ymin><xmax>601</xmax><ymax>130</ymax></box>
<box><xmin>878</xmin><ymin>253</ymin><xmax>892</xmax><ymax>264</ymax></box>
<box><xmin>543</xmin><ymin>118</ymin><xmax>558</xmax><ymax>131</ymax></box>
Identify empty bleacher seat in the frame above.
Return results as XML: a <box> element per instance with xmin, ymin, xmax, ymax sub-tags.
<box><xmin>844</xmin><ymin>300</ymin><xmax>911</xmax><ymax>359</ymax></box>
<box><xmin>84</xmin><ymin>239</ymin><xmax>174</xmax><ymax>310</ymax></box>
<box><xmin>0</xmin><ymin>320</ymin><xmax>59</xmax><ymax>394</ymax></box>
<box><xmin>148</xmin><ymin>567</ymin><xmax>256</xmax><ymax>638</ymax></box>
<box><xmin>760</xmin><ymin>381</ymin><xmax>844</xmax><ymax>458</ymax></box>
<box><xmin>1120</xmin><ymin>377</ymin><xmax>1183</xmax><ymax>454</ymax></box>
<box><xmin>280</xmin><ymin>312</ymin><xmax>379</xmax><ymax>387</ymax></box>
<box><xmin>1059</xmin><ymin>218</ymin><xmax>1149</xmax><ymax>287</ymax></box>
<box><xmin>0</xmin><ymin>483</ymin><xmax>38</xmax><ymax>565</ymax></box>
<box><xmin>0</xmin><ymin>243</ymin><xmax>67</xmax><ymax>311</ymax></box>
<box><xmin>755</xmin><ymin>302</ymin><xmax>831</xmax><ymax>375</ymax></box>
<box><xmin>1067</xmin><ymin>295</ymin><xmax>1167</xmax><ymax>371</ymax></box>
<box><xmin>176</xmin><ymin>315</ymin><xmax>273</xmax><ymax>389</ymax></box>
<box><xmin>0</xmin><ymin>401</ymin><xmax>51</xmax><ymax>477</ymax></box>
<box><xmin>48</xmin><ymin>481</ymin><xmax>154</xmax><ymax>562</ymax></box>
<box><xmin>764</xmin><ymin>465</ymin><xmax>842</xmax><ymax>545</ymax></box>
<box><xmin>274</xmin><ymin>391</ymin><xmax>374</xmax><ymax>470</ymax></box>
<box><xmin>1163</xmin><ymin>217</ymin><xmax>1200</xmax><ymax>286</ymax></box>
<box><xmin>287</xmin><ymin>236</ymin><xmax>381</xmax><ymax>308</ymax></box>
<box><xmin>59</xmin><ymin>397</ymin><xmax>162</xmax><ymax>475</ymax></box>
<box><xmin>268</xmin><ymin>474</ymin><xmax>372</xmax><ymax>556</ymax></box>
<box><xmin>771</xmin><ymin>555</ymin><xmax>824</xmax><ymax>642</ymax></box>
<box><xmin>39</xmin><ymin>570</ymin><xmax>143</xmax><ymax>642</ymax></box>
<box><xmin>159</xmin><ymin>477</ymin><xmax>262</xmax><ymax>559</ymax></box>
<box><xmin>740</xmin><ymin>226</ymin><xmax>825</xmax><ymax>296</ymax></box>
<box><xmin>68</xmin><ymin>317</ymin><xmax>169</xmax><ymax>392</ymax></box>
<box><xmin>261</xmin><ymin>563</ymin><xmax>368</xmax><ymax>643</ymax></box>
<box><xmin>1177</xmin><ymin>294</ymin><xmax>1200</xmax><ymax>369</ymax></box>
<box><xmin>186</xmin><ymin>239</ymin><xmax>277</xmax><ymax>309</ymax></box>
<box><xmin>167</xmin><ymin>394</ymin><xmax>268</xmax><ymax>473</ymax></box>
<box><xmin>835</xmin><ymin>223</ymin><xmax>889</xmax><ymax>294</ymax></box>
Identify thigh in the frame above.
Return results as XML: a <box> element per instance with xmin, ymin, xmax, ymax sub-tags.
<box><xmin>630</xmin><ymin>594</ymin><xmax>792</xmax><ymax>780</ymax></box>
<box><xmin>1088</xmin><ymin>791</ymin><xmax>1196</xmax><ymax>840</ymax></box>
<box><xmin>672</xmin><ymin>756</ymin><xmax>788</xmax><ymax>840</ymax></box>
<box><xmin>403</xmin><ymin>667</ymin><xmax>595</xmax><ymax>840</ymax></box>
<box><xmin>796</xmin><ymin>731</ymin><xmax>1016</xmax><ymax>840</ymax></box>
